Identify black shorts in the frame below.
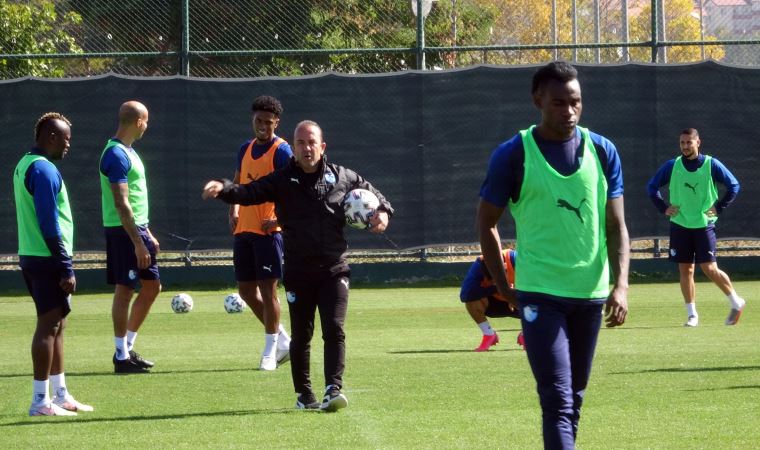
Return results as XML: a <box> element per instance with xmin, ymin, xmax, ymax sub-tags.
<box><xmin>485</xmin><ymin>296</ymin><xmax>520</xmax><ymax>318</ymax></box>
<box><xmin>233</xmin><ymin>232</ymin><xmax>284</xmax><ymax>281</ymax></box>
<box><xmin>669</xmin><ymin>222</ymin><xmax>717</xmax><ymax>264</ymax></box>
<box><xmin>105</xmin><ymin>225</ymin><xmax>160</xmax><ymax>288</ymax></box>
<box><xmin>20</xmin><ymin>256</ymin><xmax>72</xmax><ymax>317</ymax></box>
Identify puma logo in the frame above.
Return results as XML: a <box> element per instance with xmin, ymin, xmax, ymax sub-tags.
<box><xmin>556</xmin><ymin>198</ymin><xmax>587</xmax><ymax>223</ymax></box>
<box><xmin>340</xmin><ymin>278</ymin><xmax>349</xmax><ymax>288</ymax></box>
<box><xmin>262</xmin><ymin>265</ymin><xmax>272</xmax><ymax>272</ymax></box>
<box><xmin>246</xmin><ymin>173</ymin><xmax>255</xmax><ymax>181</ymax></box>
<box><xmin>684</xmin><ymin>182</ymin><xmax>698</xmax><ymax>194</ymax></box>
<box><xmin>290</xmin><ymin>177</ymin><xmax>299</xmax><ymax>184</ymax></box>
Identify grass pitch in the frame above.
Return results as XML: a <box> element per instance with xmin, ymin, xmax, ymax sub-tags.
<box><xmin>1</xmin><ymin>281</ymin><xmax>758</xmax><ymax>449</ymax></box>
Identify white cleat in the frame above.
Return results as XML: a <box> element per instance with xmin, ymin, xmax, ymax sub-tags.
<box><xmin>276</xmin><ymin>346</ymin><xmax>290</xmax><ymax>366</ymax></box>
<box><xmin>29</xmin><ymin>402</ymin><xmax>77</xmax><ymax>417</ymax></box>
<box><xmin>684</xmin><ymin>315</ymin><xmax>699</xmax><ymax>327</ymax></box>
<box><xmin>53</xmin><ymin>395</ymin><xmax>94</xmax><ymax>412</ymax></box>
<box><xmin>259</xmin><ymin>354</ymin><xmax>277</xmax><ymax>371</ymax></box>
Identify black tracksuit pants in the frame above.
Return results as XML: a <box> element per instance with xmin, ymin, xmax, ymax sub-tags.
<box><xmin>285</xmin><ymin>271</ymin><xmax>350</xmax><ymax>396</ymax></box>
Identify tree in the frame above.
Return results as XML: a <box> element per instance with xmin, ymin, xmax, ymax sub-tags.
<box><xmin>0</xmin><ymin>0</ymin><xmax>83</xmax><ymax>78</ymax></box>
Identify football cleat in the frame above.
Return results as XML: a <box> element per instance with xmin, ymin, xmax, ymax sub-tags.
<box><xmin>295</xmin><ymin>392</ymin><xmax>321</xmax><ymax>410</ymax></box>
<box><xmin>113</xmin><ymin>354</ymin><xmax>151</xmax><ymax>374</ymax></box>
<box><xmin>684</xmin><ymin>315</ymin><xmax>699</xmax><ymax>327</ymax></box>
<box><xmin>725</xmin><ymin>301</ymin><xmax>745</xmax><ymax>326</ymax></box>
<box><xmin>474</xmin><ymin>333</ymin><xmax>499</xmax><ymax>352</ymax></box>
<box><xmin>320</xmin><ymin>385</ymin><xmax>348</xmax><ymax>412</ymax></box>
<box><xmin>259</xmin><ymin>354</ymin><xmax>277</xmax><ymax>371</ymax></box>
<box><xmin>516</xmin><ymin>331</ymin><xmax>526</xmax><ymax>350</ymax></box>
<box><xmin>276</xmin><ymin>347</ymin><xmax>290</xmax><ymax>367</ymax></box>
<box><xmin>129</xmin><ymin>350</ymin><xmax>155</xmax><ymax>368</ymax></box>
<box><xmin>53</xmin><ymin>394</ymin><xmax>94</xmax><ymax>412</ymax></box>
<box><xmin>29</xmin><ymin>402</ymin><xmax>77</xmax><ymax>417</ymax></box>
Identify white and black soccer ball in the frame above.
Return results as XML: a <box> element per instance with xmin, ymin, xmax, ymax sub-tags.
<box><xmin>224</xmin><ymin>293</ymin><xmax>245</xmax><ymax>314</ymax></box>
<box><xmin>171</xmin><ymin>293</ymin><xmax>193</xmax><ymax>313</ymax></box>
<box><xmin>342</xmin><ymin>188</ymin><xmax>380</xmax><ymax>230</ymax></box>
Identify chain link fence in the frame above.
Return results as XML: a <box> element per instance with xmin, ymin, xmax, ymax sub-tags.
<box><xmin>2</xmin><ymin>0</ymin><xmax>760</xmax><ymax>79</ymax></box>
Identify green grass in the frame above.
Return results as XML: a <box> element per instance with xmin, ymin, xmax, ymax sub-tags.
<box><xmin>1</xmin><ymin>281</ymin><xmax>758</xmax><ymax>449</ymax></box>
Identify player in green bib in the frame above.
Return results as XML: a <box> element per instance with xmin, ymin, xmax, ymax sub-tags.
<box><xmin>478</xmin><ymin>62</ymin><xmax>630</xmax><ymax>448</ymax></box>
<box><xmin>647</xmin><ymin>128</ymin><xmax>744</xmax><ymax>327</ymax></box>
<box><xmin>15</xmin><ymin>112</ymin><xmax>93</xmax><ymax>416</ymax></box>
<box><xmin>99</xmin><ymin>101</ymin><xmax>161</xmax><ymax>374</ymax></box>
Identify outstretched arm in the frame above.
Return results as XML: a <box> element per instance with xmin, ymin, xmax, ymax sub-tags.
<box><xmin>202</xmin><ymin>175</ymin><xmax>278</xmax><ymax>205</ymax></box>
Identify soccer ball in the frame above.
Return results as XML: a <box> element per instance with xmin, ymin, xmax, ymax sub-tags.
<box><xmin>224</xmin><ymin>293</ymin><xmax>246</xmax><ymax>314</ymax></box>
<box><xmin>342</xmin><ymin>188</ymin><xmax>380</xmax><ymax>230</ymax></box>
<box><xmin>171</xmin><ymin>293</ymin><xmax>193</xmax><ymax>313</ymax></box>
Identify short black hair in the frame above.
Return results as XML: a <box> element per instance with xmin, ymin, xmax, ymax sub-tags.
<box><xmin>680</xmin><ymin>128</ymin><xmax>699</xmax><ymax>138</ymax></box>
<box><xmin>531</xmin><ymin>61</ymin><xmax>578</xmax><ymax>94</ymax></box>
<box><xmin>251</xmin><ymin>95</ymin><xmax>283</xmax><ymax>116</ymax></box>
<box><xmin>34</xmin><ymin>112</ymin><xmax>71</xmax><ymax>141</ymax></box>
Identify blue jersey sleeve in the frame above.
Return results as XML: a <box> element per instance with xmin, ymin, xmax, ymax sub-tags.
<box><xmin>274</xmin><ymin>142</ymin><xmax>293</xmax><ymax>170</ymax></box>
<box><xmin>100</xmin><ymin>146</ymin><xmax>131</xmax><ymax>184</ymax></box>
<box><xmin>479</xmin><ymin>134</ymin><xmax>523</xmax><ymax>208</ymax></box>
<box><xmin>26</xmin><ymin>160</ymin><xmax>64</xmax><ymax>239</ymax></box>
<box><xmin>588</xmin><ymin>132</ymin><xmax>624</xmax><ymax>199</ymax></box>
<box><xmin>710</xmin><ymin>157</ymin><xmax>740</xmax><ymax>213</ymax></box>
<box><xmin>236</xmin><ymin>140</ymin><xmax>252</xmax><ymax>172</ymax></box>
<box><xmin>646</xmin><ymin>159</ymin><xmax>675</xmax><ymax>214</ymax></box>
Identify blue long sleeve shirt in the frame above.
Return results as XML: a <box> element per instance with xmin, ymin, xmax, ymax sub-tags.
<box><xmin>646</xmin><ymin>154</ymin><xmax>739</xmax><ymax>214</ymax></box>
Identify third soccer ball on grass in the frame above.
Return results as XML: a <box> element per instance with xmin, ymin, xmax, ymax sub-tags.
<box><xmin>171</xmin><ymin>293</ymin><xmax>193</xmax><ymax>313</ymax></box>
<box><xmin>224</xmin><ymin>293</ymin><xmax>246</xmax><ymax>313</ymax></box>
<box><xmin>343</xmin><ymin>188</ymin><xmax>380</xmax><ymax>230</ymax></box>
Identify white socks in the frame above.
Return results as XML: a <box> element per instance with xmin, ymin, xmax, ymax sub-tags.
<box><xmin>114</xmin><ymin>336</ymin><xmax>129</xmax><ymax>360</ymax></box>
<box><xmin>32</xmin><ymin>379</ymin><xmax>50</xmax><ymax>406</ymax></box>
<box><xmin>126</xmin><ymin>330</ymin><xmax>138</xmax><ymax>351</ymax></box>
<box><xmin>685</xmin><ymin>303</ymin><xmax>697</xmax><ymax>318</ymax></box>
<box><xmin>478</xmin><ymin>321</ymin><xmax>495</xmax><ymax>336</ymax></box>
<box><xmin>50</xmin><ymin>373</ymin><xmax>68</xmax><ymax>399</ymax></box>
<box><xmin>727</xmin><ymin>292</ymin><xmax>745</xmax><ymax>310</ymax></box>
<box><xmin>278</xmin><ymin>324</ymin><xmax>291</xmax><ymax>349</ymax></box>
<box><xmin>264</xmin><ymin>333</ymin><xmax>278</xmax><ymax>358</ymax></box>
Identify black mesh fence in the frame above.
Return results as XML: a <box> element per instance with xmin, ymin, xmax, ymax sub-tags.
<box><xmin>1</xmin><ymin>62</ymin><xmax>759</xmax><ymax>254</ymax></box>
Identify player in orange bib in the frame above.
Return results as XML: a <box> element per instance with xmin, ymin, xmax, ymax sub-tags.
<box><xmin>459</xmin><ymin>248</ymin><xmax>524</xmax><ymax>351</ymax></box>
<box><xmin>229</xmin><ymin>96</ymin><xmax>293</xmax><ymax>371</ymax></box>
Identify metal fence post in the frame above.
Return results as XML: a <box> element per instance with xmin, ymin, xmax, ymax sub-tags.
<box><xmin>416</xmin><ymin>0</ymin><xmax>426</xmax><ymax>70</ymax></box>
<box><xmin>181</xmin><ymin>0</ymin><xmax>190</xmax><ymax>76</ymax></box>
<box><xmin>651</xmin><ymin>0</ymin><xmax>658</xmax><ymax>63</ymax></box>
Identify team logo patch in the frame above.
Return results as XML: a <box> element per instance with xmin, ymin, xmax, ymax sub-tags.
<box><xmin>670</xmin><ymin>248</ymin><xmax>676</xmax><ymax>257</ymax></box>
<box><xmin>324</xmin><ymin>172</ymin><xmax>336</xmax><ymax>184</ymax></box>
<box><xmin>128</xmin><ymin>269</ymin><xmax>138</xmax><ymax>280</ymax></box>
<box><xmin>523</xmin><ymin>304</ymin><xmax>539</xmax><ymax>323</ymax></box>
<box><xmin>286</xmin><ymin>291</ymin><xmax>296</xmax><ymax>303</ymax></box>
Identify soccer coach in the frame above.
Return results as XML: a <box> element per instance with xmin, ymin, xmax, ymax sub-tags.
<box><xmin>202</xmin><ymin>120</ymin><xmax>393</xmax><ymax>412</ymax></box>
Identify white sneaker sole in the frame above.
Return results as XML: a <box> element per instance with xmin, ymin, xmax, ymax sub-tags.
<box><xmin>320</xmin><ymin>394</ymin><xmax>348</xmax><ymax>412</ymax></box>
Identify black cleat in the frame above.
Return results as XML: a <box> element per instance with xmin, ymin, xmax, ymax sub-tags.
<box><xmin>295</xmin><ymin>392</ymin><xmax>320</xmax><ymax>410</ymax></box>
<box><xmin>113</xmin><ymin>354</ymin><xmax>150</xmax><ymax>374</ymax></box>
<box><xmin>129</xmin><ymin>350</ymin><xmax>155</xmax><ymax>368</ymax></box>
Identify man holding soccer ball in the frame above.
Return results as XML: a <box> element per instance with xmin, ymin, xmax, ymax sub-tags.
<box><xmin>202</xmin><ymin>120</ymin><xmax>393</xmax><ymax>412</ymax></box>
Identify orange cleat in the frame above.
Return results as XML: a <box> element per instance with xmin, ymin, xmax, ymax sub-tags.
<box><xmin>474</xmin><ymin>333</ymin><xmax>499</xmax><ymax>352</ymax></box>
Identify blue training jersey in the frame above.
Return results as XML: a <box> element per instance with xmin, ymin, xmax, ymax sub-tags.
<box><xmin>99</xmin><ymin>138</ymin><xmax>132</xmax><ymax>183</ymax></box>
<box><xmin>646</xmin><ymin>154</ymin><xmax>739</xmax><ymax>214</ymax></box>
<box><xmin>480</xmin><ymin>127</ymin><xmax>624</xmax><ymax>208</ymax></box>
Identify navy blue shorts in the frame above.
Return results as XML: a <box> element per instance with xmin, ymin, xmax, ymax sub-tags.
<box><xmin>485</xmin><ymin>296</ymin><xmax>520</xmax><ymax>318</ymax></box>
<box><xmin>233</xmin><ymin>232</ymin><xmax>284</xmax><ymax>281</ymax></box>
<box><xmin>20</xmin><ymin>256</ymin><xmax>72</xmax><ymax>317</ymax></box>
<box><xmin>669</xmin><ymin>223</ymin><xmax>717</xmax><ymax>264</ymax></box>
<box><xmin>105</xmin><ymin>225</ymin><xmax>160</xmax><ymax>288</ymax></box>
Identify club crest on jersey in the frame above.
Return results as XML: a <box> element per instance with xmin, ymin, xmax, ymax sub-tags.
<box><xmin>324</xmin><ymin>171</ymin><xmax>336</xmax><ymax>184</ymax></box>
<box><xmin>523</xmin><ymin>304</ymin><xmax>539</xmax><ymax>323</ymax></box>
<box><xmin>128</xmin><ymin>270</ymin><xmax>138</xmax><ymax>280</ymax></box>
<box><xmin>286</xmin><ymin>291</ymin><xmax>297</xmax><ymax>303</ymax></box>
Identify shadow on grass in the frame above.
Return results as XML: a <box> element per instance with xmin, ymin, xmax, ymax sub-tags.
<box><xmin>388</xmin><ymin>348</ymin><xmax>523</xmax><ymax>354</ymax></box>
<box><xmin>0</xmin><ymin>367</ymin><xmax>260</xmax><ymax>379</ymax></box>
<box><xmin>686</xmin><ymin>385</ymin><xmax>760</xmax><ymax>391</ymax></box>
<box><xmin>0</xmin><ymin>407</ymin><xmax>306</xmax><ymax>427</ymax></box>
<box><xmin>611</xmin><ymin>365</ymin><xmax>760</xmax><ymax>375</ymax></box>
